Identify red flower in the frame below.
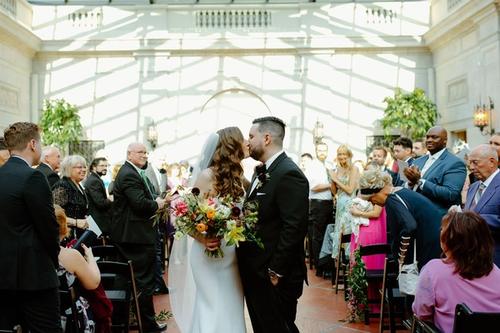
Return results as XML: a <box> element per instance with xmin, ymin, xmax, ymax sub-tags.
<box><xmin>174</xmin><ymin>201</ymin><xmax>188</xmax><ymax>216</ymax></box>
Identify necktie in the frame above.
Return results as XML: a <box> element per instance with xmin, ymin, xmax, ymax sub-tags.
<box><xmin>473</xmin><ymin>183</ymin><xmax>486</xmax><ymax>207</ymax></box>
<box><xmin>139</xmin><ymin>170</ymin><xmax>154</xmax><ymax>197</ymax></box>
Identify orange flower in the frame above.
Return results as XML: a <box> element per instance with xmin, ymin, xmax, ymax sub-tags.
<box><xmin>196</xmin><ymin>223</ymin><xmax>207</xmax><ymax>233</ymax></box>
<box><xmin>206</xmin><ymin>208</ymin><xmax>216</xmax><ymax>220</ymax></box>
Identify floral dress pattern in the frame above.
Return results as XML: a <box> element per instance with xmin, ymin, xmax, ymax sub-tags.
<box><xmin>330</xmin><ymin>174</ymin><xmax>356</xmax><ymax>258</ymax></box>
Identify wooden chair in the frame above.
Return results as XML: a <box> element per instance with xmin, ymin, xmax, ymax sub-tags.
<box><xmin>378</xmin><ymin>257</ymin><xmax>407</xmax><ymax>333</ymax></box>
<box><xmin>97</xmin><ymin>260</ymin><xmax>143</xmax><ymax>333</ymax></box>
<box><xmin>333</xmin><ymin>233</ymin><xmax>352</xmax><ymax>294</ymax></box>
<box><xmin>92</xmin><ymin>245</ymin><xmax>122</xmax><ymax>262</ymax></box>
<box><xmin>358</xmin><ymin>243</ymin><xmax>392</xmax><ymax>325</ymax></box>
<box><xmin>59</xmin><ymin>287</ymin><xmax>81</xmax><ymax>333</ymax></box>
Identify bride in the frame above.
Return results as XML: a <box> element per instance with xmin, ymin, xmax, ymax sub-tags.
<box><xmin>169</xmin><ymin>126</ymin><xmax>249</xmax><ymax>333</ymax></box>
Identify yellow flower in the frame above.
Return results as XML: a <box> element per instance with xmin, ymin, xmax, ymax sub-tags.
<box><xmin>225</xmin><ymin>226</ymin><xmax>245</xmax><ymax>247</ymax></box>
<box><xmin>206</xmin><ymin>208</ymin><xmax>216</xmax><ymax>220</ymax></box>
<box><xmin>196</xmin><ymin>223</ymin><xmax>208</xmax><ymax>233</ymax></box>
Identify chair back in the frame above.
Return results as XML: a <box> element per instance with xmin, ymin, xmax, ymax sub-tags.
<box><xmin>97</xmin><ymin>260</ymin><xmax>142</xmax><ymax>333</ymax></box>
<box><xmin>359</xmin><ymin>243</ymin><xmax>391</xmax><ymax>258</ymax></box>
<box><xmin>59</xmin><ymin>287</ymin><xmax>80</xmax><ymax>333</ymax></box>
<box><xmin>453</xmin><ymin>303</ymin><xmax>500</xmax><ymax>333</ymax></box>
<box><xmin>92</xmin><ymin>245</ymin><xmax>122</xmax><ymax>262</ymax></box>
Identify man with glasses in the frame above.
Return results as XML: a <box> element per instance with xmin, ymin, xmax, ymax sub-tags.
<box><xmin>84</xmin><ymin>157</ymin><xmax>112</xmax><ymax>235</ymax></box>
<box><xmin>111</xmin><ymin>143</ymin><xmax>167</xmax><ymax>333</ymax></box>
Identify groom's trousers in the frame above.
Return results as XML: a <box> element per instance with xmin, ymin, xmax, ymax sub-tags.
<box><xmin>241</xmin><ymin>272</ymin><xmax>303</xmax><ymax>333</ymax></box>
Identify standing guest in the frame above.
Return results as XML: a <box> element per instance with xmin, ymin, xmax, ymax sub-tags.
<box><xmin>489</xmin><ymin>132</ymin><xmax>500</xmax><ymax>167</ymax></box>
<box><xmin>371</xmin><ymin>146</ymin><xmax>401</xmax><ymax>186</ymax></box>
<box><xmin>36</xmin><ymin>146</ymin><xmax>62</xmax><ymax>188</ymax></box>
<box><xmin>299</xmin><ymin>152</ymin><xmax>313</xmax><ymax>172</ymax></box>
<box><xmin>238</xmin><ymin>117</ymin><xmax>309</xmax><ymax>333</ymax></box>
<box><xmin>393</xmin><ymin>137</ymin><xmax>414</xmax><ymax>166</ymax></box>
<box><xmin>413</xmin><ymin>212</ymin><xmax>500</xmax><ymax>333</ymax></box>
<box><xmin>0</xmin><ymin>122</ymin><xmax>61</xmax><ymax>332</ymax></box>
<box><xmin>412</xmin><ymin>139</ymin><xmax>427</xmax><ymax>158</ymax></box>
<box><xmin>108</xmin><ymin>163</ymin><xmax>122</xmax><ymax>197</ymax></box>
<box><xmin>358</xmin><ymin>168</ymin><xmax>443</xmax><ymax>270</ymax></box>
<box><xmin>463</xmin><ymin>144</ymin><xmax>500</xmax><ymax>266</ymax></box>
<box><xmin>0</xmin><ymin>137</ymin><xmax>9</xmax><ymax>167</ymax></box>
<box><xmin>53</xmin><ymin>155</ymin><xmax>89</xmax><ymax>240</ymax></box>
<box><xmin>84</xmin><ymin>157</ymin><xmax>112</xmax><ymax>235</ymax></box>
<box><xmin>304</xmin><ymin>143</ymin><xmax>333</xmax><ymax>276</ymax></box>
<box><xmin>111</xmin><ymin>143</ymin><xmax>167</xmax><ymax>333</ymax></box>
<box><xmin>327</xmin><ymin>144</ymin><xmax>359</xmax><ymax>258</ymax></box>
<box><xmin>404</xmin><ymin>126</ymin><xmax>466</xmax><ymax>213</ymax></box>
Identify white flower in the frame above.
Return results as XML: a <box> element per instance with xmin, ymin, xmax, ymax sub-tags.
<box><xmin>174</xmin><ymin>231</ymin><xmax>185</xmax><ymax>240</ymax></box>
<box><xmin>226</xmin><ymin>219</ymin><xmax>237</xmax><ymax>230</ymax></box>
<box><xmin>216</xmin><ymin>205</ymin><xmax>231</xmax><ymax>219</ymax></box>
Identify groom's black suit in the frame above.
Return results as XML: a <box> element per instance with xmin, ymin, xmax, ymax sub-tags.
<box><xmin>238</xmin><ymin>152</ymin><xmax>309</xmax><ymax>333</ymax></box>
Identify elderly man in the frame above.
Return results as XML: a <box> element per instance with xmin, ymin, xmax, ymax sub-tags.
<box><xmin>111</xmin><ymin>143</ymin><xmax>167</xmax><ymax>333</ymax></box>
<box><xmin>464</xmin><ymin>144</ymin><xmax>500</xmax><ymax>266</ymax></box>
<box><xmin>0</xmin><ymin>123</ymin><xmax>60</xmax><ymax>332</ymax></box>
<box><xmin>36</xmin><ymin>146</ymin><xmax>61</xmax><ymax>188</ymax></box>
<box><xmin>0</xmin><ymin>137</ymin><xmax>9</xmax><ymax>167</ymax></box>
<box><xmin>404</xmin><ymin>126</ymin><xmax>466</xmax><ymax>213</ymax></box>
<box><xmin>489</xmin><ymin>133</ymin><xmax>500</xmax><ymax>168</ymax></box>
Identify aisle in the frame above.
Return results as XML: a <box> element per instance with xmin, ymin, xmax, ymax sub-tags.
<box><xmin>153</xmin><ymin>268</ymin><xmax>379</xmax><ymax>333</ymax></box>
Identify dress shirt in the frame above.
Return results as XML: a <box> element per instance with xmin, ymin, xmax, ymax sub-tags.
<box><xmin>417</xmin><ymin>148</ymin><xmax>446</xmax><ymax>190</ymax></box>
<box><xmin>304</xmin><ymin>159</ymin><xmax>332</xmax><ymax>200</ymax></box>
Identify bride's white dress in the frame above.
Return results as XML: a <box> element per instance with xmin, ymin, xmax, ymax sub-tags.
<box><xmin>189</xmin><ymin>240</ymin><xmax>246</xmax><ymax>333</ymax></box>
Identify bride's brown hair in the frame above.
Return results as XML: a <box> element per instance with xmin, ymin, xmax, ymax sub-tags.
<box><xmin>210</xmin><ymin>127</ymin><xmax>245</xmax><ymax>198</ymax></box>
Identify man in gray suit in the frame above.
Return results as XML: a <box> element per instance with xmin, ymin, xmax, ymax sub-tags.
<box><xmin>404</xmin><ymin>126</ymin><xmax>466</xmax><ymax>213</ymax></box>
<box><xmin>464</xmin><ymin>144</ymin><xmax>500</xmax><ymax>266</ymax></box>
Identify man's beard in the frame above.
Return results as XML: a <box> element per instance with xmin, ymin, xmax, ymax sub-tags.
<box><xmin>250</xmin><ymin>145</ymin><xmax>264</xmax><ymax>161</ymax></box>
<box><xmin>96</xmin><ymin>170</ymin><xmax>107</xmax><ymax>177</ymax></box>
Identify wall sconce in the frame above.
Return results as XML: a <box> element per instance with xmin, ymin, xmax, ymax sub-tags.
<box><xmin>147</xmin><ymin>121</ymin><xmax>158</xmax><ymax>149</ymax></box>
<box><xmin>473</xmin><ymin>97</ymin><xmax>495</xmax><ymax>136</ymax></box>
<box><xmin>312</xmin><ymin>120</ymin><xmax>324</xmax><ymax>145</ymax></box>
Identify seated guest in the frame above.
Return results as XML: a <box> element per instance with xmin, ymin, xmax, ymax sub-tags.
<box><xmin>53</xmin><ymin>155</ymin><xmax>89</xmax><ymax>240</ymax></box>
<box><xmin>358</xmin><ymin>168</ymin><xmax>443</xmax><ymax>270</ymax></box>
<box><xmin>55</xmin><ymin>205</ymin><xmax>112</xmax><ymax>333</ymax></box>
<box><xmin>412</xmin><ymin>212</ymin><xmax>500</xmax><ymax>333</ymax></box>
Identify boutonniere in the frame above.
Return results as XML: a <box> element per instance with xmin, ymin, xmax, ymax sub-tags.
<box><xmin>255</xmin><ymin>164</ymin><xmax>270</xmax><ymax>190</ymax></box>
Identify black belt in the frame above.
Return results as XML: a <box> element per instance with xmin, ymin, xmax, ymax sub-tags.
<box><xmin>309</xmin><ymin>199</ymin><xmax>332</xmax><ymax>202</ymax></box>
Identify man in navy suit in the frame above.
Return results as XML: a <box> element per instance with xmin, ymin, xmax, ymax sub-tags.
<box><xmin>464</xmin><ymin>144</ymin><xmax>500</xmax><ymax>266</ymax></box>
<box><xmin>404</xmin><ymin>126</ymin><xmax>466</xmax><ymax>213</ymax></box>
<box><xmin>0</xmin><ymin>122</ymin><xmax>61</xmax><ymax>332</ymax></box>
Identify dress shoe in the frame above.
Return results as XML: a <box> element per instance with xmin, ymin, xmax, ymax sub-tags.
<box><xmin>153</xmin><ymin>286</ymin><xmax>169</xmax><ymax>295</ymax></box>
<box><xmin>143</xmin><ymin>322</ymin><xmax>167</xmax><ymax>333</ymax></box>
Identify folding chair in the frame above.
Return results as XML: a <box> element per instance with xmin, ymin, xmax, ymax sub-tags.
<box><xmin>97</xmin><ymin>260</ymin><xmax>142</xmax><ymax>333</ymax></box>
<box><xmin>333</xmin><ymin>233</ymin><xmax>352</xmax><ymax>294</ymax></box>
<box><xmin>358</xmin><ymin>243</ymin><xmax>391</xmax><ymax>325</ymax></box>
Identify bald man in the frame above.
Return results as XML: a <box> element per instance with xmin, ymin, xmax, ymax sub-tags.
<box><xmin>111</xmin><ymin>143</ymin><xmax>167</xmax><ymax>332</ymax></box>
<box><xmin>464</xmin><ymin>144</ymin><xmax>500</xmax><ymax>266</ymax></box>
<box><xmin>404</xmin><ymin>126</ymin><xmax>466</xmax><ymax>212</ymax></box>
<box><xmin>36</xmin><ymin>146</ymin><xmax>61</xmax><ymax>188</ymax></box>
<box><xmin>489</xmin><ymin>133</ymin><xmax>500</xmax><ymax>168</ymax></box>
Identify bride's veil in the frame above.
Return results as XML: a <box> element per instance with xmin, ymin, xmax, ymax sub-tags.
<box><xmin>168</xmin><ymin>132</ymin><xmax>219</xmax><ymax>333</ymax></box>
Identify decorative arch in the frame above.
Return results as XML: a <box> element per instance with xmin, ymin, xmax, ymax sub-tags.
<box><xmin>199</xmin><ymin>88</ymin><xmax>272</xmax><ymax>115</ymax></box>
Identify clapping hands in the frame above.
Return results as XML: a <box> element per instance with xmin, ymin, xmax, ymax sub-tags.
<box><xmin>403</xmin><ymin>165</ymin><xmax>421</xmax><ymax>186</ymax></box>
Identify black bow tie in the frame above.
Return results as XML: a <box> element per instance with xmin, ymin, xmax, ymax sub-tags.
<box><xmin>255</xmin><ymin>164</ymin><xmax>267</xmax><ymax>176</ymax></box>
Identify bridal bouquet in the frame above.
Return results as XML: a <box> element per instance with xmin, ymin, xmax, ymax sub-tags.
<box><xmin>169</xmin><ymin>186</ymin><xmax>263</xmax><ymax>258</ymax></box>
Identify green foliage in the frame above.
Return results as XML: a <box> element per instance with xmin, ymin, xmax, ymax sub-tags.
<box><xmin>155</xmin><ymin>309</ymin><xmax>173</xmax><ymax>322</ymax></box>
<box><xmin>345</xmin><ymin>248</ymin><xmax>368</xmax><ymax>323</ymax></box>
<box><xmin>39</xmin><ymin>99</ymin><xmax>83</xmax><ymax>148</ymax></box>
<box><xmin>382</xmin><ymin>88</ymin><xmax>438</xmax><ymax>140</ymax></box>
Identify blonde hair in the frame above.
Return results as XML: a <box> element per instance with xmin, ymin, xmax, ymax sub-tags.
<box><xmin>359</xmin><ymin>168</ymin><xmax>392</xmax><ymax>190</ymax></box>
<box><xmin>111</xmin><ymin>163</ymin><xmax>122</xmax><ymax>180</ymax></box>
<box><xmin>336</xmin><ymin>144</ymin><xmax>353</xmax><ymax>171</ymax></box>
<box><xmin>60</xmin><ymin>155</ymin><xmax>87</xmax><ymax>178</ymax></box>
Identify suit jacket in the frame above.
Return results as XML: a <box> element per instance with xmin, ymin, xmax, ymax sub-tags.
<box><xmin>385</xmin><ymin>188</ymin><xmax>444</xmax><ymax>270</ymax></box>
<box><xmin>412</xmin><ymin>149</ymin><xmax>466</xmax><ymax>212</ymax></box>
<box><xmin>84</xmin><ymin>172</ymin><xmax>112</xmax><ymax>235</ymax></box>
<box><xmin>36</xmin><ymin>162</ymin><xmax>60</xmax><ymax>188</ymax></box>
<box><xmin>0</xmin><ymin>157</ymin><xmax>60</xmax><ymax>290</ymax></box>
<box><xmin>111</xmin><ymin>161</ymin><xmax>159</xmax><ymax>245</ymax></box>
<box><xmin>238</xmin><ymin>152</ymin><xmax>309</xmax><ymax>281</ymax></box>
<box><xmin>464</xmin><ymin>172</ymin><xmax>500</xmax><ymax>266</ymax></box>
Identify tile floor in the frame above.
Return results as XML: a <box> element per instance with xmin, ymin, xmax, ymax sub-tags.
<box><xmin>153</xmin><ymin>268</ymin><xmax>380</xmax><ymax>333</ymax></box>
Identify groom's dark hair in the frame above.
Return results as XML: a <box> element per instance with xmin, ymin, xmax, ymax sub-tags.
<box><xmin>253</xmin><ymin>116</ymin><xmax>285</xmax><ymax>146</ymax></box>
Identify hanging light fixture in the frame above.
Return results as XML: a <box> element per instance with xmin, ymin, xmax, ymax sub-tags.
<box><xmin>147</xmin><ymin>121</ymin><xmax>158</xmax><ymax>148</ymax></box>
<box><xmin>473</xmin><ymin>97</ymin><xmax>495</xmax><ymax>136</ymax></box>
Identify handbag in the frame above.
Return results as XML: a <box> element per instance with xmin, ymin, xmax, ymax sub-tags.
<box><xmin>398</xmin><ymin>242</ymin><xmax>419</xmax><ymax>296</ymax></box>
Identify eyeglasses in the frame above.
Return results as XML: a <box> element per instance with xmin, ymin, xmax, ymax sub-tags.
<box><xmin>72</xmin><ymin>166</ymin><xmax>86</xmax><ymax>169</ymax></box>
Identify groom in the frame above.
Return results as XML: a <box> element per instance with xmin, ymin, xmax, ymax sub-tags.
<box><xmin>238</xmin><ymin>116</ymin><xmax>309</xmax><ymax>333</ymax></box>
